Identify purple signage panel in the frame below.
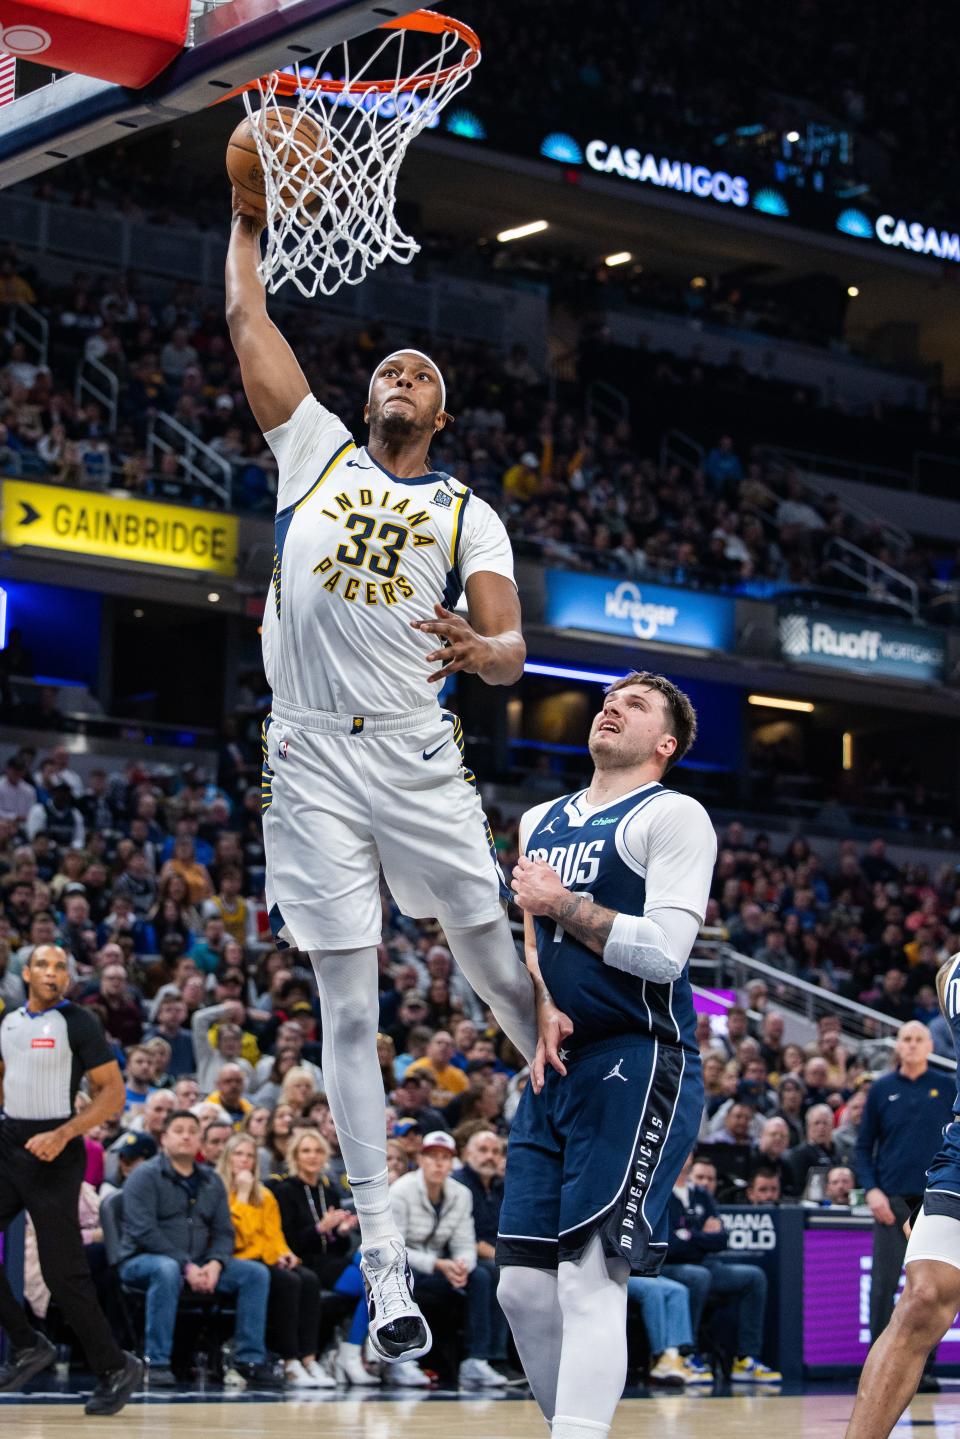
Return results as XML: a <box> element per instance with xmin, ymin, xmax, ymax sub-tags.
<box><xmin>803</xmin><ymin>1229</ymin><xmax>960</xmax><ymax>1366</ymax></box>
<box><xmin>692</xmin><ymin>988</ymin><xmax>737</xmax><ymax>1017</ymax></box>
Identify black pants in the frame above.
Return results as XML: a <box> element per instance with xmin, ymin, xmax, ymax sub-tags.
<box><xmin>0</xmin><ymin>1123</ymin><xmax>124</xmax><ymax>1375</ymax></box>
<box><xmin>265</xmin><ymin>1263</ymin><xmax>321</xmax><ymax>1360</ymax></box>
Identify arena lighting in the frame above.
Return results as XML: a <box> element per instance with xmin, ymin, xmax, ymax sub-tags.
<box><xmin>842</xmin><ymin>731</ymin><xmax>853</xmax><ymax>771</ymax></box>
<box><xmin>604</xmin><ymin>251</ymin><xmax>633</xmax><ymax>266</ymax></box>
<box><xmin>207</xmin><ymin>591</ymin><xmax>221</xmax><ymax>603</ymax></box>
<box><xmin>133</xmin><ymin>608</ymin><xmax>144</xmax><ymax>619</ymax></box>
<box><xmin>847</xmin><ymin>285</ymin><xmax>860</xmax><ymax>297</ymax></box>
<box><xmin>748</xmin><ymin>694</ymin><xmax>815</xmax><ymax>713</ymax></box>
<box><xmin>524</xmin><ymin>661</ymin><xmax>627</xmax><ymax>685</ymax></box>
<box><xmin>496</xmin><ymin>220</ymin><xmax>549</xmax><ymax>243</ymax></box>
<box><xmin>786</xmin><ymin>130</ymin><xmax>801</xmax><ymax>143</ymax></box>
<box><xmin>690</xmin><ymin>275</ymin><xmax>707</xmax><ymax>289</ymax></box>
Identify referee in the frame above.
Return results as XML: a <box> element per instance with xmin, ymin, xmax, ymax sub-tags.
<box><xmin>0</xmin><ymin>944</ymin><xmax>141</xmax><ymax>1414</ymax></box>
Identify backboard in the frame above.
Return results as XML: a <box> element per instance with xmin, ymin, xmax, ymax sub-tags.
<box><xmin>0</xmin><ymin>0</ymin><xmax>423</xmax><ymax>189</ymax></box>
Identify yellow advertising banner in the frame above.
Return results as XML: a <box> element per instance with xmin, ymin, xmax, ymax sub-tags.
<box><xmin>2</xmin><ymin>481</ymin><xmax>238</xmax><ymax>577</ymax></box>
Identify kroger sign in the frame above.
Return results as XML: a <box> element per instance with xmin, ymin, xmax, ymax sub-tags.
<box><xmin>545</xmin><ymin>572</ymin><xmax>735</xmax><ymax>650</ymax></box>
<box><xmin>779</xmin><ymin>609</ymin><xmax>944</xmax><ymax>683</ymax></box>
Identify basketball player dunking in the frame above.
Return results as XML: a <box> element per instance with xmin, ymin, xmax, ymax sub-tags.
<box><xmin>497</xmin><ymin>672</ymin><xmax>716</xmax><ymax>1439</ymax></box>
<box><xmin>225</xmin><ymin>192</ymin><xmax>557</xmax><ymax>1362</ymax></box>
<box><xmin>845</xmin><ymin>953</ymin><xmax>960</xmax><ymax>1437</ymax></box>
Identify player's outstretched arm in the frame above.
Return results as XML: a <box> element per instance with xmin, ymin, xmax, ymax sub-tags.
<box><xmin>225</xmin><ymin>191</ymin><xmax>309</xmax><ymax>433</ymax></box>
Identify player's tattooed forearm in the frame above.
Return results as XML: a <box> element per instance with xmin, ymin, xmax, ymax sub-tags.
<box><xmin>553</xmin><ymin>893</ymin><xmax>617</xmax><ymax>956</ymax></box>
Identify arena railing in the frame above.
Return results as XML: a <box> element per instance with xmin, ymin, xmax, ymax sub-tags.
<box><xmin>692</xmin><ymin>940</ymin><xmax>955</xmax><ymax>1074</ymax></box>
<box><xmin>75</xmin><ymin>353</ymin><xmax>119</xmax><ymax>433</ymax></box>
<box><xmin>147</xmin><ymin>411</ymin><xmax>232</xmax><ymax>508</ymax></box>
<box><xmin>9</xmin><ymin>301</ymin><xmax>49</xmax><ymax>369</ymax></box>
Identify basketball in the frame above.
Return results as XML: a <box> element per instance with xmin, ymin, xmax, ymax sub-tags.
<box><xmin>226</xmin><ymin>106</ymin><xmax>331</xmax><ymax>217</ymax></box>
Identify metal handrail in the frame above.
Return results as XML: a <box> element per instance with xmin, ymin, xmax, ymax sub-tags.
<box><xmin>696</xmin><ymin>941</ymin><xmax>955</xmax><ymax>1072</ymax></box>
<box><xmin>75</xmin><ymin>354</ymin><xmax>119</xmax><ymax>432</ymax></box>
<box><xmin>147</xmin><ymin>411</ymin><xmax>232</xmax><ymax>507</ymax></box>
<box><xmin>758</xmin><ymin>444</ymin><xmax>912</xmax><ymax>555</ymax></box>
<box><xmin>660</xmin><ymin>428</ymin><xmax>704</xmax><ymax>479</ymax></box>
<box><xmin>821</xmin><ymin>535</ymin><xmax>918</xmax><ymax>618</ymax></box>
<box><xmin>10</xmin><ymin>302</ymin><xmax>49</xmax><ymax>369</ymax></box>
<box><xmin>757</xmin><ymin>442</ymin><xmax>913</xmax><ymax>492</ymax></box>
<box><xmin>585</xmin><ymin>379</ymin><xmax>630</xmax><ymax>427</ymax></box>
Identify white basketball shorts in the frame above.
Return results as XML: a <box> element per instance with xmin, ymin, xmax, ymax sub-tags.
<box><xmin>261</xmin><ymin>698</ymin><xmax>506</xmax><ymax>950</ymax></box>
<box><xmin>905</xmin><ymin>1205</ymin><xmax>960</xmax><ymax>1271</ymax></box>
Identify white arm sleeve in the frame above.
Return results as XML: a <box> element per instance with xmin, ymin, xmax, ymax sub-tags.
<box><xmin>603</xmin><ymin>792</ymin><xmax>717</xmax><ymax>981</ymax></box>
<box><xmin>603</xmin><ymin>907</ymin><xmax>702</xmax><ymax>982</ymax></box>
<box><xmin>262</xmin><ymin>393</ymin><xmax>353</xmax><ymax>510</ymax></box>
<box><xmin>457</xmin><ymin>493</ymin><xmax>517</xmax><ymax>587</ymax></box>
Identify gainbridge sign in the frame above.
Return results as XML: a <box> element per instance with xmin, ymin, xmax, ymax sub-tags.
<box><xmin>2</xmin><ymin>481</ymin><xmax>238</xmax><ymax>577</ymax></box>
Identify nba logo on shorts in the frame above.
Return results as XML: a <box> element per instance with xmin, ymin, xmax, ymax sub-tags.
<box><xmin>278</xmin><ymin>740</ymin><xmax>289</xmax><ymax>760</ymax></box>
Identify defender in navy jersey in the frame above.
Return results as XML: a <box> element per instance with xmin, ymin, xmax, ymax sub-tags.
<box><xmin>846</xmin><ymin>952</ymin><xmax>960</xmax><ymax>1438</ymax></box>
<box><xmin>496</xmin><ymin>672</ymin><xmax>715</xmax><ymax>1439</ymax></box>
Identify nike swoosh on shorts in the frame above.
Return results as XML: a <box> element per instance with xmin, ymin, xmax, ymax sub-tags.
<box><xmin>423</xmin><ymin>741</ymin><xmax>450</xmax><ymax>761</ymax></box>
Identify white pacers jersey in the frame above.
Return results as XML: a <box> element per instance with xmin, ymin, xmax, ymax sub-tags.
<box><xmin>262</xmin><ymin>394</ymin><xmax>516</xmax><ymax>714</ymax></box>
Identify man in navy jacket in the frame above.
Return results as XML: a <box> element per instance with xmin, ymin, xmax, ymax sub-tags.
<box><xmin>854</xmin><ymin>1021</ymin><xmax>953</xmax><ymax>1363</ymax></box>
<box><xmin>117</xmin><ymin>1108</ymin><xmax>276</xmax><ymax>1388</ymax></box>
<box><xmin>660</xmin><ymin>1153</ymin><xmax>781</xmax><ymax>1383</ymax></box>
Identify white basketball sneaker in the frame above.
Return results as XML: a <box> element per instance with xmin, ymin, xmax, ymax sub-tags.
<box><xmin>360</xmin><ymin>1240</ymin><xmax>432</xmax><ymax>1362</ymax></box>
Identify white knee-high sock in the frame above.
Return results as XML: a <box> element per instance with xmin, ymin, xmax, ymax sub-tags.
<box><xmin>497</xmin><ymin>1266</ymin><xmax>563</xmax><ymax>1421</ymax></box>
<box><xmin>309</xmin><ymin>947</ymin><xmax>399</xmax><ymax>1249</ymax></box>
<box><xmin>554</xmin><ymin>1234</ymin><xmax>629</xmax><ymax>1431</ymax></box>
<box><xmin>445</xmin><ymin>913</ymin><xmax>538</xmax><ymax>1062</ymax></box>
<box><xmin>551</xmin><ymin>1419</ymin><xmax>609</xmax><ymax>1439</ymax></box>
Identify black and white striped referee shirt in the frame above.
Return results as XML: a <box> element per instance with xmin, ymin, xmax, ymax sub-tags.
<box><xmin>0</xmin><ymin>1001</ymin><xmax>114</xmax><ymax>1125</ymax></box>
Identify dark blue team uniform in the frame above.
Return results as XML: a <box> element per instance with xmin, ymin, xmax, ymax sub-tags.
<box><xmin>919</xmin><ymin>963</ymin><xmax>960</xmax><ymax>1224</ymax></box>
<box><xmin>496</xmin><ymin>783</ymin><xmax>705</xmax><ymax>1275</ymax></box>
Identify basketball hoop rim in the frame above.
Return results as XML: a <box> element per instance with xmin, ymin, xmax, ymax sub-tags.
<box><xmin>225</xmin><ymin>9</ymin><xmax>480</xmax><ymax>101</ymax></box>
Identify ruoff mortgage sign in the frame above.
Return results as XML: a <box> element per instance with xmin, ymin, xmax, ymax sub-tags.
<box><xmin>778</xmin><ymin>607</ymin><xmax>944</xmax><ymax>684</ymax></box>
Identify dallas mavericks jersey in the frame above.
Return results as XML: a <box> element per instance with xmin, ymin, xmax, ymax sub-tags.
<box><xmin>520</xmin><ymin>783</ymin><xmax>717</xmax><ymax>1053</ymax></box>
<box><xmin>261</xmin><ymin>394</ymin><xmax>516</xmax><ymax>714</ymax></box>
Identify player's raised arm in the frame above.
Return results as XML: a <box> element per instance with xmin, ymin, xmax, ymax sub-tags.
<box><xmin>225</xmin><ymin>192</ymin><xmax>310</xmax><ymax>432</ymax></box>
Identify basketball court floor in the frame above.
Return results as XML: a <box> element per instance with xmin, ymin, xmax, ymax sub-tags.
<box><xmin>3</xmin><ymin>1383</ymin><xmax>959</xmax><ymax>1437</ymax></box>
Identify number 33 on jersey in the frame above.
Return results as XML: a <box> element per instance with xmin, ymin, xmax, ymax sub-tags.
<box><xmin>261</xmin><ymin>394</ymin><xmax>516</xmax><ymax>715</ymax></box>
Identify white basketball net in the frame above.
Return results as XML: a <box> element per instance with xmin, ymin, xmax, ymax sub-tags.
<box><xmin>242</xmin><ymin>15</ymin><xmax>479</xmax><ymax>298</ymax></box>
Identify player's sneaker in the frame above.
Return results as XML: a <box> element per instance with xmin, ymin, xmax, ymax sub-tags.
<box><xmin>681</xmin><ymin>1354</ymin><xmax>714</xmax><ymax>1385</ymax></box>
<box><xmin>385</xmin><ymin>1359</ymin><xmax>431</xmax><ymax>1387</ymax></box>
<box><xmin>731</xmin><ymin>1356</ymin><xmax>782</xmax><ymax>1384</ymax></box>
<box><xmin>648</xmin><ymin>1351</ymin><xmax>686</xmax><ymax>1386</ymax></box>
<box><xmin>361</xmin><ymin>1239</ymin><xmax>432</xmax><ymax>1362</ymax></box>
<box><xmin>459</xmin><ymin>1358</ymin><xmax>508</xmax><ymax>1390</ymax></box>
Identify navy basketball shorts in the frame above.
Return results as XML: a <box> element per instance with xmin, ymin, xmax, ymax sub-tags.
<box><xmin>906</xmin><ymin>1118</ymin><xmax>960</xmax><ymax>1268</ymax></box>
<box><xmin>496</xmin><ymin>1035</ymin><xmax>703</xmax><ymax>1275</ymax></box>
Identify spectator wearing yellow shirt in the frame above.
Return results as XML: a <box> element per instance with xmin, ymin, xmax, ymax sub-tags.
<box><xmin>502</xmin><ymin>451</ymin><xmax>541</xmax><ymax>503</ymax></box>
<box><xmin>207</xmin><ymin>1063</ymin><xmax>254</xmax><ymax>1130</ymax></box>
<box><xmin>202</xmin><ymin>868</ymin><xmax>251</xmax><ymax>947</ymax></box>
<box><xmin>407</xmin><ymin>1031</ymin><xmax>469</xmax><ymax>1098</ymax></box>
<box><xmin>217</xmin><ymin>1134</ymin><xmax>332</xmax><ymax>1388</ymax></box>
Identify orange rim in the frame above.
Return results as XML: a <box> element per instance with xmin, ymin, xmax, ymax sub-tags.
<box><xmin>223</xmin><ymin>9</ymin><xmax>480</xmax><ymax>102</ymax></box>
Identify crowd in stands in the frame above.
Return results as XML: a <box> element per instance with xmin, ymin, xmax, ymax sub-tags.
<box><xmin>2</xmin><ymin>238</ymin><xmax>960</xmax><ymax>629</ymax></box>
<box><xmin>1</xmin><ymin>734</ymin><xmax>958</xmax><ymax>1386</ymax></box>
